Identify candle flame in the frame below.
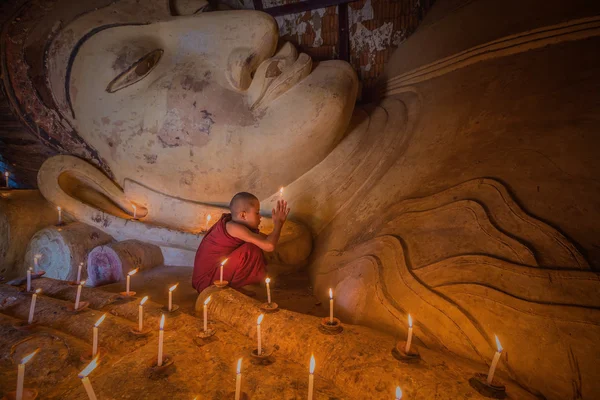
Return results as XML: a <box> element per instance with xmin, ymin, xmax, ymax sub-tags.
<box><xmin>79</xmin><ymin>262</ymin><xmax>83</xmax><ymax>266</ymax></box>
<box><xmin>236</xmin><ymin>358</ymin><xmax>242</xmax><ymax>374</ymax></box>
<box><xmin>78</xmin><ymin>355</ymin><xmax>99</xmax><ymax>378</ymax></box>
<box><xmin>309</xmin><ymin>354</ymin><xmax>315</xmax><ymax>374</ymax></box>
<box><xmin>206</xmin><ymin>214</ymin><xmax>212</xmax><ymax>222</ymax></box>
<box><xmin>57</xmin><ymin>206</ymin><xmax>61</xmax><ymax>211</ymax></box>
<box><xmin>396</xmin><ymin>386</ymin><xmax>402</xmax><ymax>399</ymax></box>
<box><xmin>329</xmin><ymin>288</ymin><xmax>333</xmax><ymax>299</ymax></box>
<box><xmin>140</xmin><ymin>296</ymin><xmax>149</xmax><ymax>305</ymax></box>
<box><xmin>221</xmin><ymin>258</ymin><xmax>228</xmax><ymax>266</ymax></box>
<box><xmin>169</xmin><ymin>283</ymin><xmax>178</xmax><ymax>292</ymax></box>
<box><xmin>257</xmin><ymin>314</ymin><xmax>264</xmax><ymax>325</ymax></box>
<box><xmin>28</xmin><ymin>267</ymin><xmax>32</xmax><ymax>272</ymax></box>
<box><xmin>4</xmin><ymin>171</ymin><xmax>7</xmax><ymax>176</ymax></box>
<box><xmin>408</xmin><ymin>314</ymin><xmax>413</xmax><ymax>328</ymax></box>
<box><xmin>80</xmin><ymin>280</ymin><xmax>86</xmax><ymax>286</ymax></box>
<box><xmin>35</xmin><ymin>288</ymin><xmax>42</xmax><ymax>294</ymax></box>
<box><xmin>128</xmin><ymin>268</ymin><xmax>139</xmax><ymax>276</ymax></box>
<box><xmin>204</xmin><ymin>295</ymin><xmax>211</xmax><ymax>305</ymax></box>
<box><xmin>94</xmin><ymin>313</ymin><xmax>107</xmax><ymax>327</ymax></box>
<box><xmin>159</xmin><ymin>314</ymin><xmax>165</xmax><ymax>329</ymax></box>
<box><xmin>265</xmin><ymin>277</ymin><xmax>270</xmax><ymax>284</ymax></box>
<box><xmin>495</xmin><ymin>335</ymin><xmax>503</xmax><ymax>352</ymax></box>
<box><xmin>21</xmin><ymin>349</ymin><xmax>39</xmax><ymax>365</ymax></box>
<box><xmin>279</xmin><ymin>187</ymin><xmax>284</xmax><ymax>196</ymax></box>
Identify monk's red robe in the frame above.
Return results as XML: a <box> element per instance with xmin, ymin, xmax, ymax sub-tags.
<box><xmin>192</xmin><ymin>213</ymin><xmax>266</xmax><ymax>293</ymax></box>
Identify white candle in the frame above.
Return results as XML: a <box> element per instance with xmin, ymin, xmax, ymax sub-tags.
<box><xmin>132</xmin><ymin>204</ymin><xmax>137</xmax><ymax>219</ymax></box>
<box><xmin>395</xmin><ymin>386</ymin><xmax>403</xmax><ymax>399</ymax></box>
<box><xmin>235</xmin><ymin>358</ymin><xmax>242</xmax><ymax>400</ymax></box>
<box><xmin>57</xmin><ymin>206</ymin><xmax>62</xmax><ymax>224</ymax></box>
<box><xmin>139</xmin><ymin>296</ymin><xmax>148</xmax><ymax>331</ymax></box>
<box><xmin>308</xmin><ymin>354</ymin><xmax>315</xmax><ymax>400</ymax></box>
<box><xmin>487</xmin><ymin>335</ymin><xmax>503</xmax><ymax>384</ymax></box>
<box><xmin>158</xmin><ymin>314</ymin><xmax>165</xmax><ymax>366</ymax></box>
<box><xmin>205</xmin><ymin>214</ymin><xmax>211</xmax><ymax>230</ymax></box>
<box><xmin>92</xmin><ymin>314</ymin><xmax>106</xmax><ymax>357</ymax></box>
<box><xmin>4</xmin><ymin>171</ymin><xmax>8</xmax><ymax>188</ymax></box>
<box><xmin>77</xmin><ymin>262</ymin><xmax>83</xmax><ymax>282</ymax></box>
<box><xmin>26</xmin><ymin>268</ymin><xmax>31</xmax><ymax>292</ymax></box>
<box><xmin>16</xmin><ymin>350</ymin><xmax>38</xmax><ymax>400</ymax></box>
<box><xmin>75</xmin><ymin>280</ymin><xmax>85</xmax><ymax>310</ymax></box>
<box><xmin>28</xmin><ymin>289</ymin><xmax>41</xmax><ymax>324</ymax></box>
<box><xmin>126</xmin><ymin>268</ymin><xmax>138</xmax><ymax>294</ymax></box>
<box><xmin>79</xmin><ymin>356</ymin><xmax>99</xmax><ymax>400</ymax></box>
<box><xmin>203</xmin><ymin>296</ymin><xmax>211</xmax><ymax>332</ymax></box>
<box><xmin>220</xmin><ymin>259</ymin><xmax>228</xmax><ymax>283</ymax></box>
<box><xmin>405</xmin><ymin>314</ymin><xmax>413</xmax><ymax>353</ymax></box>
<box><xmin>34</xmin><ymin>255</ymin><xmax>40</xmax><ymax>273</ymax></box>
<box><xmin>329</xmin><ymin>288</ymin><xmax>334</xmax><ymax>324</ymax></box>
<box><xmin>168</xmin><ymin>283</ymin><xmax>178</xmax><ymax>311</ymax></box>
<box><xmin>265</xmin><ymin>277</ymin><xmax>272</xmax><ymax>304</ymax></box>
<box><xmin>257</xmin><ymin>314</ymin><xmax>264</xmax><ymax>355</ymax></box>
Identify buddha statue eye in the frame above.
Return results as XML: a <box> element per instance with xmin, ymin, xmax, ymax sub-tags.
<box><xmin>106</xmin><ymin>49</ymin><xmax>163</xmax><ymax>93</ymax></box>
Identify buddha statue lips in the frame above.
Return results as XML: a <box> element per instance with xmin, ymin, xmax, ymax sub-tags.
<box><xmin>48</xmin><ymin>8</ymin><xmax>358</xmax><ymax>204</ymax></box>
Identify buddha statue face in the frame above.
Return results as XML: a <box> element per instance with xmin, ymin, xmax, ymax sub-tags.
<box><xmin>48</xmin><ymin>6</ymin><xmax>357</xmax><ymax>203</ymax></box>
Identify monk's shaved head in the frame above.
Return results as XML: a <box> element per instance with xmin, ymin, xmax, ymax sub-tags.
<box><xmin>229</xmin><ymin>192</ymin><xmax>259</xmax><ymax>214</ymax></box>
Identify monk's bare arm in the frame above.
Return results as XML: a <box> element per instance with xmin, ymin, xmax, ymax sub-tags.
<box><xmin>226</xmin><ymin>222</ymin><xmax>279</xmax><ymax>252</ymax></box>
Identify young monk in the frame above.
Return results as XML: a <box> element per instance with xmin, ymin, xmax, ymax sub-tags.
<box><xmin>192</xmin><ymin>192</ymin><xmax>290</xmax><ymax>294</ymax></box>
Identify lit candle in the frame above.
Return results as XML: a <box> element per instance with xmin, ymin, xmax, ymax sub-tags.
<box><xmin>235</xmin><ymin>358</ymin><xmax>242</xmax><ymax>400</ymax></box>
<box><xmin>395</xmin><ymin>386</ymin><xmax>402</xmax><ymax>399</ymax></box>
<box><xmin>265</xmin><ymin>277</ymin><xmax>272</xmax><ymax>304</ymax></box>
<box><xmin>75</xmin><ymin>280</ymin><xmax>85</xmax><ymax>310</ymax></box>
<box><xmin>57</xmin><ymin>206</ymin><xmax>62</xmax><ymax>224</ymax></box>
<box><xmin>329</xmin><ymin>288</ymin><xmax>334</xmax><ymax>324</ymax></box>
<box><xmin>34</xmin><ymin>255</ymin><xmax>41</xmax><ymax>273</ymax></box>
<box><xmin>405</xmin><ymin>314</ymin><xmax>413</xmax><ymax>353</ymax></box>
<box><xmin>92</xmin><ymin>313</ymin><xmax>106</xmax><ymax>357</ymax></box>
<box><xmin>487</xmin><ymin>335</ymin><xmax>503</xmax><ymax>385</ymax></box>
<box><xmin>168</xmin><ymin>283</ymin><xmax>178</xmax><ymax>311</ymax></box>
<box><xmin>28</xmin><ymin>288</ymin><xmax>41</xmax><ymax>324</ymax></box>
<box><xmin>220</xmin><ymin>259</ymin><xmax>228</xmax><ymax>283</ymax></box>
<box><xmin>203</xmin><ymin>296</ymin><xmax>211</xmax><ymax>332</ymax></box>
<box><xmin>257</xmin><ymin>314</ymin><xmax>264</xmax><ymax>355</ymax></box>
<box><xmin>132</xmin><ymin>204</ymin><xmax>137</xmax><ymax>219</ymax></box>
<box><xmin>4</xmin><ymin>171</ymin><xmax>9</xmax><ymax>188</ymax></box>
<box><xmin>77</xmin><ymin>262</ymin><xmax>83</xmax><ymax>282</ymax></box>
<box><xmin>26</xmin><ymin>268</ymin><xmax>31</xmax><ymax>292</ymax></box>
<box><xmin>308</xmin><ymin>354</ymin><xmax>315</xmax><ymax>400</ymax></box>
<box><xmin>139</xmin><ymin>296</ymin><xmax>148</xmax><ymax>332</ymax></box>
<box><xmin>157</xmin><ymin>314</ymin><xmax>165</xmax><ymax>366</ymax></box>
<box><xmin>16</xmin><ymin>349</ymin><xmax>39</xmax><ymax>400</ymax></box>
<box><xmin>205</xmin><ymin>214</ymin><xmax>211</xmax><ymax>230</ymax></box>
<box><xmin>126</xmin><ymin>268</ymin><xmax>138</xmax><ymax>294</ymax></box>
<box><xmin>78</xmin><ymin>355</ymin><xmax>99</xmax><ymax>400</ymax></box>
<box><xmin>279</xmin><ymin>186</ymin><xmax>284</xmax><ymax>199</ymax></box>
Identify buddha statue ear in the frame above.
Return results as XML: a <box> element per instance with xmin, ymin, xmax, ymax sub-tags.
<box><xmin>169</xmin><ymin>0</ymin><xmax>210</xmax><ymax>16</ymax></box>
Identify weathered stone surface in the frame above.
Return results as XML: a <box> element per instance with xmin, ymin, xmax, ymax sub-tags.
<box><xmin>24</xmin><ymin>223</ymin><xmax>113</xmax><ymax>282</ymax></box>
<box><xmin>0</xmin><ymin>190</ymin><xmax>58</xmax><ymax>279</ymax></box>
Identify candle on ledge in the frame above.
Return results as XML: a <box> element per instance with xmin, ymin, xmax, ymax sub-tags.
<box><xmin>405</xmin><ymin>314</ymin><xmax>413</xmax><ymax>353</ymax></box>
<box><xmin>57</xmin><ymin>206</ymin><xmax>62</xmax><ymax>225</ymax></box>
<box><xmin>16</xmin><ymin>349</ymin><xmax>39</xmax><ymax>400</ymax></box>
<box><xmin>4</xmin><ymin>171</ymin><xmax>8</xmax><ymax>188</ymax></box>
<box><xmin>168</xmin><ymin>283</ymin><xmax>178</xmax><ymax>311</ymax></box>
<box><xmin>220</xmin><ymin>259</ymin><xmax>228</xmax><ymax>283</ymax></box>
<box><xmin>126</xmin><ymin>268</ymin><xmax>138</xmax><ymax>294</ymax></box>
<box><xmin>75</xmin><ymin>280</ymin><xmax>85</xmax><ymax>310</ymax></box>
<box><xmin>265</xmin><ymin>277</ymin><xmax>272</xmax><ymax>304</ymax></box>
<box><xmin>26</xmin><ymin>268</ymin><xmax>32</xmax><ymax>292</ymax></box>
<box><xmin>329</xmin><ymin>288</ymin><xmax>334</xmax><ymax>324</ymax></box>
<box><xmin>257</xmin><ymin>314</ymin><xmax>264</xmax><ymax>355</ymax></box>
<box><xmin>139</xmin><ymin>296</ymin><xmax>148</xmax><ymax>332</ymax></box>
<box><xmin>203</xmin><ymin>296</ymin><xmax>211</xmax><ymax>332</ymax></box>
<box><xmin>132</xmin><ymin>204</ymin><xmax>137</xmax><ymax>219</ymax></box>
<box><xmin>235</xmin><ymin>358</ymin><xmax>242</xmax><ymax>400</ymax></box>
<box><xmin>308</xmin><ymin>354</ymin><xmax>315</xmax><ymax>400</ymax></box>
<box><xmin>395</xmin><ymin>386</ymin><xmax>402</xmax><ymax>399</ymax></box>
<box><xmin>28</xmin><ymin>288</ymin><xmax>42</xmax><ymax>324</ymax></box>
<box><xmin>77</xmin><ymin>262</ymin><xmax>83</xmax><ymax>282</ymax></box>
<box><xmin>205</xmin><ymin>214</ymin><xmax>211</xmax><ymax>230</ymax></box>
<box><xmin>78</xmin><ymin>355</ymin><xmax>99</xmax><ymax>400</ymax></box>
<box><xmin>158</xmin><ymin>314</ymin><xmax>165</xmax><ymax>366</ymax></box>
<box><xmin>487</xmin><ymin>335</ymin><xmax>503</xmax><ymax>385</ymax></box>
<box><xmin>92</xmin><ymin>313</ymin><xmax>106</xmax><ymax>357</ymax></box>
